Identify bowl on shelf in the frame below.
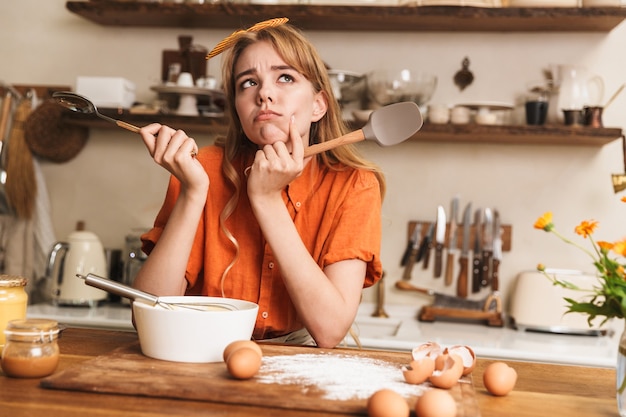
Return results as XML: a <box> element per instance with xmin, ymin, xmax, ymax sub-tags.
<box><xmin>366</xmin><ymin>69</ymin><xmax>437</xmax><ymax>108</ymax></box>
<box><xmin>328</xmin><ymin>69</ymin><xmax>367</xmax><ymax>108</ymax></box>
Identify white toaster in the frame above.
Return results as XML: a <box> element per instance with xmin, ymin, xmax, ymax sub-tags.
<box><xmin>510</xmin><ymin>269</ymin><xmax>609</xmax><ymax>335</ymax></box>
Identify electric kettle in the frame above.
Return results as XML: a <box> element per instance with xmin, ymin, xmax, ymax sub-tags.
<box><xmin>45</xmin><ymin>221</ymin><xmax>108</xmax><ymax>306</ymax></box>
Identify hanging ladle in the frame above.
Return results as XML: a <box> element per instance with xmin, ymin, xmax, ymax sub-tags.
<box><xmin>77</xmin><ymin>273</ymin><xmax>238</xmax><ymax>312</ymax></box>
<box><xmin>53</xmin><ymin>91</ymin><xmax>141</xmax><ymax>133</ymax></box>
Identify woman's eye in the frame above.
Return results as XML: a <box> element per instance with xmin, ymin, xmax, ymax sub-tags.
<box><xmin>278</xmin><ymin>74</ymin><xmax>294</xmax><ymax>83</ymax></box>
<box><xmin>241</xmin><ymin>79</ymin><xmax>256</xmax><ymax>89</ymax></box>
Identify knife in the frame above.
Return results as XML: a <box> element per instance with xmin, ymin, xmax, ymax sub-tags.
<box><xmin>400</xmin><ymin>223</ymin><xmax>421</xmax><ymax>267</ymax></box>
<box><xmin>401</xmin><ymin>223</ymin><xmax>422</xmax><ymax>281</ymax></box>
<box><xmin>419</xmin><ymin>223</ymin><xmax>435</xmax><ymax>269</ymax></box>
<box><xmin>481</xmin><ymin>208</ymin><xmax>494</xmax><ymax>288</ymax></box>
<box><xmin>433</xmin><ymin>205</ymin><xmax>446</xmax><ymax>278</ymax></box>
<box><xmin>444</xmin><ymin>197</ymin><xmax>459</xmax><ymax>287</ymax></box>
<box><xmin>471</xmin><ymin>208</ymin><xmax>482</xmax><ymax>294</ymax></box>
<box><xmin>491</xmin><ymin>210</ymin><xmax>502</xmax><ymax>292</ymax></box>
<box><xmin>456</xmin><ymin>202</ymin><xmax>472</xmax><ymax>298</ymax></box>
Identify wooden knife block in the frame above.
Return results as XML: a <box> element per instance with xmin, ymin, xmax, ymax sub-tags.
<box><xmin>418</xmin><ymin>305</ymin><xmax>504</xmax><ymax>327</ymax></box>
<box><xmin>405</xmin><ymin>220</ymin><xmax>510</xmax><ymax>327</ymax></box>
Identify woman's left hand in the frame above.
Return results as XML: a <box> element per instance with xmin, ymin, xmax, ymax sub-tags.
<box><xmin>247</xmin><ymin>115</ymin><xmax>307</xmax><ymax>199</ymax></box>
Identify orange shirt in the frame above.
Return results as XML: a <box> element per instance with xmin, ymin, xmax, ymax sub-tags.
<box><xmin>142</xmin><ymin>146</ymin><xmax>383</xmax><ymax>340</ymax></box>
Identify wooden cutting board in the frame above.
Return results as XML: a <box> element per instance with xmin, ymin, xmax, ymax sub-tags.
<box><xmin>41</xmin><ymin>343</ymin><xmax>480</xmax><ymax>416</ymax></box>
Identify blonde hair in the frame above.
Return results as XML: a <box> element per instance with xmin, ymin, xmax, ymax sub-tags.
<box><xmin>214</xmin><ymin>24</ymin><xmax>386</xmax><ymax>292</ymax></box>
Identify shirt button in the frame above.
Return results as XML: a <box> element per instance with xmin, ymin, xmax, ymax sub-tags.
<box><xmin>261</xmin><ymin>311</ymin><xmax>269</xmax><ymax>319</ymax></box>
<box><xmin>295</xmin><ymin>201</ymin><xmax>301</xmax><ymax>208</ymax></box>
<box><xmin>268</xmin><ymin>262</ymin><xmax>275</xmax><ymax>269</ymax></box>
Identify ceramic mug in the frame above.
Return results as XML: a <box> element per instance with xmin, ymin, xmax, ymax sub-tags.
<box><xmin>177</xmin><ymin>72</ymin><xmax>194</xmax><ymax>87</ymax></box>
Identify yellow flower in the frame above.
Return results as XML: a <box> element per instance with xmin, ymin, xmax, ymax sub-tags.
<box><xmin>613</xmin><ymin>240</ymin><xmax>626</xmax><ymax>257</ymax></box>
<box><xmin>535</xmin><ymin>207</ymin><xmax>626</xmax><ymax>326</ymax></box>
<box><xmin>534</xmin><ymin>212</ymin><xmax>554</xmax><ymax>231</ymax></box>
<box><xmin>574</xmin><ymin>220</ymin><xmax>598</xmax><ymax>238</ymax></box>
<box><xmin>597</xmin><ymin>241</ymin><xmax>614</xmax><ymax>253</ymax></box>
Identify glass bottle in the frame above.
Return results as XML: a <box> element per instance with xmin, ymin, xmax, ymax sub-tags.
<box><xmin>0</xmin><ymin>275</ymin><xmax>28</xmax><ymax>346</ymax></box>
<box><xmin>1</xmin><ymin>319</ymin><xmax>60</xmax><ymax>378</ymax></box>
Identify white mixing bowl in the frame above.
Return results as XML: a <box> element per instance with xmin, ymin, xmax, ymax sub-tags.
<box><xmin>132</xmin><ymin>296</ymin><xmax>259</xmax><ymax>363</ymax></box>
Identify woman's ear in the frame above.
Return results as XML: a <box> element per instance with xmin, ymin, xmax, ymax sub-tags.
<box><xmin>311</xmin><ymin>92</ymin><xmax>328</xmax><ymax>123</ymax></box>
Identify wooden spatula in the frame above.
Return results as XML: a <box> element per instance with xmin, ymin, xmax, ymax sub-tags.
<box><xmin>304</xmin><ymin>102</ymin><xmax>423</xmax><ymax>157</ymax></box>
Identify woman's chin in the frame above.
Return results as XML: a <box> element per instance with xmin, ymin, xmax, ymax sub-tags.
<box><xmin>257</xmin><ymin>125</ymin><xmax>288</xmax><ymax>144</ymax></box>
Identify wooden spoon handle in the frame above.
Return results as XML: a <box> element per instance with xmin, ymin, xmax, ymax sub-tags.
<box><xmin>304</xmin><ymin>129</ymin><xmax>365</xmax><ymax>157</ymax></box>
<box><xmin>0</xmin><ymin>92</ymin><xmax>13</xmax><ymax>144</ymax></box>
<box><xmin>116</xmin><ymin>120</ymin><xmax>141</xmax><ymax>133</ymax></box>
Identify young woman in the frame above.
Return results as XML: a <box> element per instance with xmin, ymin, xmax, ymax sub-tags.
<box><xmin>135</xmin><ymin>21</ymin><xmax>385</xmax><ymax>348</ymax></box>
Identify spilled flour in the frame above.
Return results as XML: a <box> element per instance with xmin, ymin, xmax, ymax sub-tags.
<box><xmin>256</xmin><ymin>353</ymin><xmax>428</xmax><ymax>401</ymax></box>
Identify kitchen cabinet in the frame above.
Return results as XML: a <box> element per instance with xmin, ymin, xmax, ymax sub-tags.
<box><xmin>65</xmin><ymin>2</ymin><xmax>626</xmax><ymax>32</ymax></box>
<box><xmin>62</xmin><ymin>109</ymin><xmax>622</xmax><ymax>147</ymax></box>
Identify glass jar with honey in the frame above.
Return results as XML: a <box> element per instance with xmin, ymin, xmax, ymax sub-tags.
<box><xmin>1</xmin><ymin>319</ymin><xmax>60</xmax><ymax>378</ymax></box>
<box><xmin>0</xmin><ymin>275</ymin><xmax>28</xmax><ymax>346</ymax></box>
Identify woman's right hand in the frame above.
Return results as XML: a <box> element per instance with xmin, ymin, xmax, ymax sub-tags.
<box><xmin>139</xmin><ymin>123</ymin><xmax>209</xmax><ymax>194</ymax></box>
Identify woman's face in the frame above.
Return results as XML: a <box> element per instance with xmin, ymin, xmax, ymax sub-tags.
<box><xmin>233</xmin><ymin>41</ymin><xmax>327</xmax><ymax>149</ymax></box>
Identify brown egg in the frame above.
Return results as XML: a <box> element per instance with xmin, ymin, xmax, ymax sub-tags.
<box><xmin>403</xmin><ymin>357</ymin><xmax>435</xmax><ymax>385</ymax></box>
<box><xmin>483</xmin><ymin>362</ymin><xmax>518</xmax><ymax>396</ymax></box>
<box><xmin>223</xmin><ymin>340</ymin><xmax>262</xmax><ymax>362</ymax></box>
<box><xmin>226</xmin><ymin>347</ymin><xmax>262</xmax><ymax>380</ymax></box>
<box><xmin>429</xmin><ymin>353</ymin><xmax>464</xmax><ymax>389</ymax></box>
<box><xmin>367</xmin><ymin>389</ymin><xmax>410</xmax><ymax>417</ymax></box>
<box><xmin>415</xmin><ymin>389</ymin><xmax>457</xmax><ymax>417</ymax></box>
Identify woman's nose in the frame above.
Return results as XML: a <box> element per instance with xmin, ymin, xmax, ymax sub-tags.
<box><xmin>257</xmin><ymin>83</ymin><xmax>274</xmax><ymax>105</ymax></box>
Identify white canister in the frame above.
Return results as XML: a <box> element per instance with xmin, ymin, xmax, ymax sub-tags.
<box><xmin>450</xmin><ymin>106</ymin><xmax>471</xmax><ymax>124</ymax></box>
<box><xmin>428</xmin><ymin>104</ymin><xmax>450</xmax><ymax>124</ymax></box>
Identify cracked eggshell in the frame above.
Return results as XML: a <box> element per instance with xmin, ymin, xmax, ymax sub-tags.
<box><xmin>448</xmin><ymin>345</ymin><xmax>476</xmax><ymax>375</ymax></box>
<box><xmin>411</xmin><ymin>342</ymin><xmax>442</xmax><ymax>362</ymax></box>
<box><xmin>429</xmin><ymin>353</ymin><xmax>464</xmax><ymax>389</ymax></box>
<box><xmin>402</xmin><ymin>357</ymin><xmax>436</xmax><ymax>385</ymax></box>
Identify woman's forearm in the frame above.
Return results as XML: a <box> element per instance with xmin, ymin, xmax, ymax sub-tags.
<box><xmin>250</xmin><ymin>195</ymin><xmax>364</xmax><ymax>348</ymax></box>
<box><xmin>133</xmin><ymin>188</ymin><xmax>207</xmax><ymax>296</ymax></box>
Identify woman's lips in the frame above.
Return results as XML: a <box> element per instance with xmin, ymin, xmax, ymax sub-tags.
<box><xmin>255</xmin><ymin>110</ymin><xmax>281</xmax><ymax>122</ymax></box>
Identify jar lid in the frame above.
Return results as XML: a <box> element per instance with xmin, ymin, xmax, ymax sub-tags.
<box><xmin>0</xmin><ymin>275</ymin><xmax>27</xmax><ymax>287</ymax></box>
<box><xmin>4</xmin><ymin>319</ymin><xmax>60</xmax><ymax>342</ymax></box>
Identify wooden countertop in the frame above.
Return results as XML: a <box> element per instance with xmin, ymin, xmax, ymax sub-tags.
<box><xmin>0</xmin><ymin>328</ymin><xmax>617</xmax><ymax>416</ymax></box>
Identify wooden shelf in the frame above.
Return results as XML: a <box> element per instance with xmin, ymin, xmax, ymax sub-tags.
<box><xmin>62</xmin><ymin>108</ymin><xmax>622</xmax><ymax>146</ymax></box>
<box><xmin>413</xmin><ymin>122</ymin><xmax>623</xmax><ymax>146</ymax></box>
<box><xmin>66</xmin><ymin>1</ymin><xmax>626</xmax><ymax>32</ymax></box>
<box><xmin>61</xmin><ymin>109</ymin><xmax>228</xmax><ymax>135</ymax></box>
